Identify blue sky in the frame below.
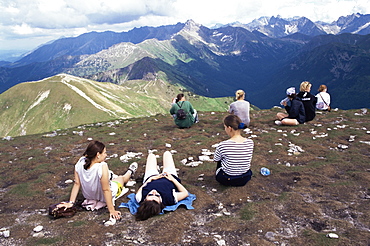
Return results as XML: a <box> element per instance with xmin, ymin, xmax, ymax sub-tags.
<box><xmin>0</xmin><ymin>0</ymin><xmax>369</xmax><ymax>51</ymax></box>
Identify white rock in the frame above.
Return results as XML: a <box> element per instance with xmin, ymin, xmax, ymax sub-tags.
<box><xmin>2</xmin><ymin>230</ymin><xmax>10</xmax><ymax>238</ymax></box>
<box><xmin>165</xmin><ymin>143</ymin><xmax>171</xmax><ymax>148</ymax></box>
<box><xmin>338</xmin><ymin>144</ymin><xmax>349</xmax><ymax>149</ymax></box>
<box><xmin>217</xmin><ymin>239</ymin><xmax>226</xmax><ymax>246</ymax></box>
<box><xmin>126</xmin><ymin>180</ymin><xmax>136</xmax><ymax>187</ymax></box>
<box><xmin>65</xmin><ymin>179</ymin><xmax>73</xmax><ymax>184</ymax></box>
<box><xmin>87</xmin><ymin>137</ymin><xmax>93</xmax><ymax>141</ymax></box>
<box><xmin>180</xmin><ymin>159</ymin><xmax>187</xmax><ymax>165</ymax></box>
<box><xmin>33</xmin><ymin>225</ymin><xmax>43</xmax><ymax>233</ymax></box>
<box><xmin>211</xmin><ymin>188</ymin><xmax>217</xmax><ymax>193</ymax></box>
<box><xmin>199</xmin><ymin>155</ymin><xmax>210</xmax><ymax>161</ymax></box>
<box><xmin>104</xmin><ymin>218</ymin><xmax>116</xmax><ymax>226</ymax></box>
<box><xmin>326</xmin><ymin>233</ymin><xmax>339</xmax><ymax>239</ymax></box>
<box><xmin>33</xmin><ymin>232</ymin><xmax>44</xmax><ymax>238</ymax></box>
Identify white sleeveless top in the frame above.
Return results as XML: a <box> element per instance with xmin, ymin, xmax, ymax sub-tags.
<box><xmin>75</xmin><ymin>157</ymin><xmax>108</xmax><ymax>202</ymax></box>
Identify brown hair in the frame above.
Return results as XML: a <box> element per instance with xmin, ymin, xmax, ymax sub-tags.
<box><xmin>83</xmin><ymin>141</ymin><xmax>105</xmax><ymax>170</ymax></box>
<box><xmin>175</xmin><ymin>93</ymin><xmax>184</xmax><ymax>103</ymax></box>
<box><xmin>224</xmin><ymin>114</ymin><xmax>243</xmax><ymax>130</ymax></box>
<box><xmin>235</xmin><ymin>90</ymin><xmax>245</xmax><ymax>100</ymax></box>
<box><xmin>300</xmin><ymin>81</ymin><xmax>312</xmax><ymax>92</ymax></box>
<box><xmin>135</xmin><ymin>200</ymin><xmax>165</xmax><ymax>221</ymax></box>
<box><xmin>318</xmin><ymin>84</ymin><xmax>327</xmax><ymax>92</ymax></box>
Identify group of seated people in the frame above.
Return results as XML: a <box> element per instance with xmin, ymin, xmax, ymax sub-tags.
<box><xmin>275</xmin><ymin>81</ymin><xmax>331</xmax><ymax>126</ymax></box>
<box><xmin>57</xmin><ymin>82</ymin><xmax>330</xmax><ymax>221</ymax></box>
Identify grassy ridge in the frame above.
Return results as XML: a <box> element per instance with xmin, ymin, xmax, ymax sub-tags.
<box><xmin>0</xmin><ymin>74</ymin><xmax>235</xmax><ymax>137</ymax></box>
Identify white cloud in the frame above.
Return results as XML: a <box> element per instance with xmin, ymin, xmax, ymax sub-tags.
<box><xmin>0</xmin><ymin>0</ymin><xmax>369</xmax><ymax>51</ymax></box>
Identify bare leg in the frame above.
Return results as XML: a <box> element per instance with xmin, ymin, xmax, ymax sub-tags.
<box><xmin>281</xmin><ymin>118</ymin><xmax>299</xmax><ymax>126</ymax></box>
<box><xmin>143</xmin><ymin>153</ymin><xmax>159</xmax><ymax>181</ymax></box>
<box><xmin>277</xmin><ymin>112</ymin><xmax>288</xmax><ymax>120</ymax></box>
<box><xmin>113</xmin><ymin>171</ymin><xmax>131</xmax><ymax>185</ymax></box>
<box><xmin>162</xmin><ymin>151</ymin><xmax>177</xmax><ymax>176</ymax></box>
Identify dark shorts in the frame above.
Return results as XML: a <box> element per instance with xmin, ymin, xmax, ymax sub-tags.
<box><xmin>216</xmin><ymin>169</ymin><xmax>253</xmax><ymax>187</ymax></box>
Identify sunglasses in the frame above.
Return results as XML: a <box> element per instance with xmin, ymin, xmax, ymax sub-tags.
<box><xmin>147</xmin><ymin>193</ymin><xmax>161</xmax><ymax>197</ymax></box>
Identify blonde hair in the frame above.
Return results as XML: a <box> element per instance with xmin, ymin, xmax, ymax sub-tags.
<box><xmin>235</xmin><ymin>90</ymin><xmax>245</xmax><ymax>100</ymax></box>
<box><xmin>300</xmin><ymin>81</ymin><xmax>312</xmax><ymax>92</ymax></box>
<box><xmin>318</xmin><ymin>84</ymin><xmax>327</xmax><ymax>92</ymax></box>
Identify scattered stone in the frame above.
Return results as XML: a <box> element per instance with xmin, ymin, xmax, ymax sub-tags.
<box><xmin>338</xmin><ymin>144</ymin><xmax>349</xmax><ymax>149</ymax></box>
<box><xmin>287</xmin><ymin>143</ymin><xmax>304</xmax><ymax>154</ymax></box>
<box><xmin>216</xmin><ymin>239</ymin><xmax>226</xmax><ymax>246</ymax></box>
<box><xmin>222</xmin><ymin>209</ymin><xmax>231</xmax><ymax>216</ymax></box>
<box><xmin>212</xmin><ymin>188</ymin><xmax>217</xmax><ymax>193</ymax></box>
<box><xmin>65</xmin><ymin>179</ymin><xmax>73</xmax><ymax>184</ymax></box>
<box><xmin>201</xmin><ymin>150</ymin><xmax>213</xmax><ymax>155</ymax></box>
<box><xmin>43</xmin><ymin>131</ymin><xmax>57</xmax><ymax>137</ymax></box>
<box><xmin>2</xmin><ymin>229</ymin><xmax>10</xmax><ymax>238</ymax></box>
<box><xmin>286</xmin><ymin>163</ymin><xmax>291</xmax><ymax>167</ymax></box>
<box><xmin>87</xmin><ymin>137</ymin><xmax>93</xmax><ymax>141</ymax></box>
<box><xmin>199</xmin><ymin>155</ymin><xmax>211</xmax><ymax>161</ymax></box>
<box><xmin>197</xmin><ymin>177</ymin><xmax>204</xmax><ymax>181</ymax></box>
<box><xmin>2</xmin><ymin>136</ymin><xmax>13</xmax><ymax>141</ymax></box>
<box><xmin>104</xmin><ymin>218</ymin><xmax>116</xmax><ymax>226</ymax></box>
<box><xmin>32</xmin><ymin>232</ymin><xmax>44</xmax><ymax>238</ymax></box>
<box><xmin>126</xmin><ymin>180</ymin><xmax>136</xmax><ymax>187</ymax></box>
<box><xmin>119</xmin><ymin>152</ymin><xmax>143</xmax><ymax>162</ymax></box>
<box><xmin>244</xmin><ymin>128</ymin><xmax>252</xmax><ymax>134</ymax></box>
<box><xmin>184</xmin><ymin>161</ymin><xmax>203</xmax><ymax>167</ymax></box>
<box><xmin>359</xmin><ymin>141</ymin><xmax>370</xmax><ymax>145</ymax></box>
<box><xmin>170</xmin><ymin>150</ymin><xmax>177</xmax><ymax>154</ymax></box>
<box><xmin>348</xmin><ymin>135</ymin><xmax>356</xmax><ymax>142</ymax></box>
<box><xmin>180</xmin><ymin>159</ymin><xmax>187</xmax><ymax>165</ymax></box>
<box><xmin>326</xmin><ymin>233</ymin><xmax>339</xmax><ymax>239</ymax></box>
<box><xmin>165</xmin><ymin>143</ymin><xmax>171</xmax><ymax>148</ymax></box>
<box><xmin>265</xmin><ymin>231</ymin><xmax>275</xmax><ymax>241</ymax></box>
<box><xmin>73</xmin><ymin>131</ymin><xmax>84</xmax><ymax>136</ymax></box>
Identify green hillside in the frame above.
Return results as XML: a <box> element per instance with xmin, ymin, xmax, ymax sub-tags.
<box><xmin>0</xmin><ymin>74</ymin><xmax>234</xmax><ymax>137</ymax></box>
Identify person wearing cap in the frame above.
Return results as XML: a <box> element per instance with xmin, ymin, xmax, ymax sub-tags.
<box><xmin>275</xmin><ymin>87</ymin><xmax>306</xmax><ymax>126</ymax></box>
<box><xmin>297</xmin><ymin>81</ymin><xmax>317</xmax><ymax>121</ymax></box>
<box><xmin>228</xmin><ymin>89</ymin><xmax>250</xmax><ymax>127</ymax></box>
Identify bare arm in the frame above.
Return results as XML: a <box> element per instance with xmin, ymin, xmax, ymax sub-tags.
<box><xmin>165</xmin><ymin>173</ymin><xmax>189</xmax><ymax>202</ymax></box>
<box><xmin>100</xmin><ymin>164</ymin><xmax>121</xmax><ymax>219</ymax></box>
<box><xmin>58</xmin><ymin>170</ymin><xmax>81</xmax><ymax>209</ymax></box>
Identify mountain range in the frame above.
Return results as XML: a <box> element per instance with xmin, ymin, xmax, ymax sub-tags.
<box><xmin>0</xmin><ymin>13</ymin><xmax>370</xmax><ymax>111</ymax></box>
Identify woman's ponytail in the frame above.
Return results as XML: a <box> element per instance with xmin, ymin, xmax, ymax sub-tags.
<box><xmin>82</xmin><ymin>141</ymin><xmax>105</xmax><ymax>170</ymax></box>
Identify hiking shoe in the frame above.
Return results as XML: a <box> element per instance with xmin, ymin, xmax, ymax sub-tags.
<box><xmin>128</xmin><ymin>162</ymin><xmax>138</xmax><ymax>178</ymax></box>
<box><xmin>274</xmin><ymin>120</ymin><xmax>282</xmax><ymax>126</ymax></box>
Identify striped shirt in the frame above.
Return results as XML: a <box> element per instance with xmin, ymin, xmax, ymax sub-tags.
<box><xmin>214</xmin><ymin>139</ymin><xmax>254</xmax><ymax>176</ymax></box>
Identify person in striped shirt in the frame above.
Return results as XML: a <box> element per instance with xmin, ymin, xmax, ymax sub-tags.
<box><xmin>213</xmin><ymin>115</ymin><xmax>254</xmax><ymax>186</ymax></box>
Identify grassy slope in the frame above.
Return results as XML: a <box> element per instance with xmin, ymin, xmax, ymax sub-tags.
<box><xmin>0</xmin><ymin>108</ymin><xmax>369</xmax><ymax>245</ymax></box>
<box><xmin>0</xmin><ymin>74</ymin><xmax>234</xmax><ymax>137</ymax></box>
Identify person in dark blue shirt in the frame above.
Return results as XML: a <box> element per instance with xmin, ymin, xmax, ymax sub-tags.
<box><xmin>135</xmin><ymin>151</ymin><xmax>189</xmax><ymax>221</ymax></box>
<box><xmin>275</xmin><ymin>87</ymin><xmax>306</xmax><ymax>126</ymax></box>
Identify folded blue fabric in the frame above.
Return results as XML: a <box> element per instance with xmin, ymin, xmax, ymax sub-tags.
<box><xmin>119</xmin><ymin>193</ymin><xmax>196</xmax><ymax>215</ymax></box>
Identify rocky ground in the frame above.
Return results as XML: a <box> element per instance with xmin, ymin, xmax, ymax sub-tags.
<box><xmin>0</xmin><ymin>108</ymin><xmax>369</xmax><ymax>246</ymax></box>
